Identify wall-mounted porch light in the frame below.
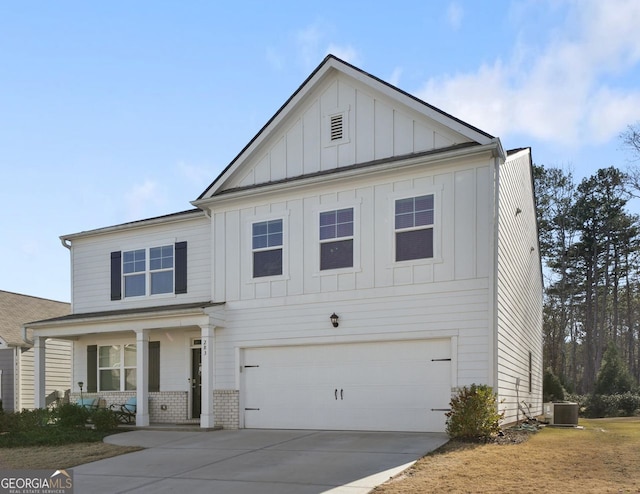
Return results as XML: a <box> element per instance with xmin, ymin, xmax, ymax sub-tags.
<box><xmin>330</xmin><ymin>313</ymin><xmax>339</xmax><ymax>328</ymax></box>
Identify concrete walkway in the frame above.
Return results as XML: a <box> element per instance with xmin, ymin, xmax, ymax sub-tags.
<box><xmin>71</xmin><ymin>429</ymin><xmax>448</xmax><ymax>493</ymax></box>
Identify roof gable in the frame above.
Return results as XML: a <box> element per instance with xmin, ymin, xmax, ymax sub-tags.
<box><xmin>197</xmin><ymin>55</ymin><xmax>494</xmax><ymax>201</ymax></box>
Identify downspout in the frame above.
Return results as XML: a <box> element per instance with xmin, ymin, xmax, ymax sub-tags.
<box><xmin>490</xmin><ymin>152</ymin><xmax>501</xmax><ymax>394</ymax></box>
<box><xmin>60</xmin><ymin>237</ymin><xmax>73</xmax><ymax>312</ymax></box>
<box><xmin>21</xmin><ymin>325</ymin><xmax>33</xmax><ymax>346</ymax></box>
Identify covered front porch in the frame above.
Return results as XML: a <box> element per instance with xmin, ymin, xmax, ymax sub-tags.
<box><xmin>25</xmin><ymin>301</ymin><xmax>226</xmax><ymax>429</ymax></box>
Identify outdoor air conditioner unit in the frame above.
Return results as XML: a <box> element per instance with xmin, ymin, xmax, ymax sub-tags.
<box><xmin>544</xmin><ymin>402</ymin><xmax>579</xmax><ymax>426</ymax></box>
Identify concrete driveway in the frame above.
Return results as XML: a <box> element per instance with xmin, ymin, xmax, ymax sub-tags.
<box><xmin>72</xmin><ymin>429</ymin><xmax>448</xmax><ymax>494</ymax></box>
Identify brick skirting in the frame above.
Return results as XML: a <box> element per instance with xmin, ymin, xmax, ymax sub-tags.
<box><xmin>214</xmin><ymin>389</ymin><xmax>239</xmax><ymax>429</ymax></box>
<box><xmin>70</xmin><ymin>389</ymin><xmax>240</xmax><ymax>427</ymax></box>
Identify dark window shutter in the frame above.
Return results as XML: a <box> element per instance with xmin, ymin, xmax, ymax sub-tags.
<box><xmin>87</xmin><ymin>345</ymin><xmax>97</xmax><ymax>393</ymax></box>
<box><xmin>175</xmin><ymin>242</ymin><xmax>187</xmax><ymax>294</ymax></box>
<box><xmin>149</xmin><ymin>341</ymin><xmax>160</xmax><ymax>392</ymax></box>
<box><xmin>110</xmin><ymin>251</ymin><xmax>122</xmax><ymax>300</ymax></box>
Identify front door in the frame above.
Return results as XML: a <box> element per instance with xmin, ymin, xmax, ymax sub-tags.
<box><xmin>191</xmin><ymin>347</ymin><xmax>202</xmax><ymax>418</ymax></box>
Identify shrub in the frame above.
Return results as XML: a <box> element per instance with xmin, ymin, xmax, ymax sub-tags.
<box><xmin>584</xmin><ymin>393</ymin><xmax>640</xmax><ymax>418</ymax></box>
<box><xmin>543</xmin><ymin>368</ymin><xmax>566</xmax><ymax>402</ymax></box>
<box><xmin>55</xmin><ymin>403</ymin><xmax>90</xmax><ymax>428</ymax></box>
<box><xmin>89</xmin><ymin>408</ymin><xmax>119</xmax><ymax>432</ymax></box>
<box><xmin>445</xmin><ymin>384</ymin><xmax>503</xmax><ymax>441</ymax></box>
<box><xmin>6</xmin><ymin>409</ymin><xmax>54</xmax><ymax>431</ymax></box>
<box><xmin>617</xmin><ymin>392</ymin><xmax>640</xmax><ymax>416</ymax></box>
<box><xmin>595</xmin><ymin>343</ymin><xmax>637</xmax><ymax>395</ymax></box>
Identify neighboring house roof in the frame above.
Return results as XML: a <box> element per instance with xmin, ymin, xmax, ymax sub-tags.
<box><xmin>0</xmin><ymin>291</ymin><xmax>70</xmax><ymax>346</ymax></box>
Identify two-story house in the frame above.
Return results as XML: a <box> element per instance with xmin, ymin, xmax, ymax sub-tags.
<box><xmin>25</xmin><ymin>55</ymin><xmax>543</xmax><ymax>432</ymax></box>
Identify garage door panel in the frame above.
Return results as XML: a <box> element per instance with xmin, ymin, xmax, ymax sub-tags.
<box><xmin>242</xmin><ymin>339</ymin><xmax>452</xmax><ymax>432</ymax></box>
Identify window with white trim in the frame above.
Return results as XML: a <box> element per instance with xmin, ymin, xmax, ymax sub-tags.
<box><xmin>98</xmin><ymin>344</ymin><xmax>136</xmax><ymax>391</ymax></box>
<box><xmin>320</xmin><ymin>208</ymin><xmax>354</xmax><ymax>270</ymax></box>
<box><xmin>123</xmin><ymin>245</ymin><xmax>174</xmax><ymax>297</ymax></box>
<box><xmin>395</xmin><ymin>194</ymin><xmax>434</xmax><ymax>261</ymax></box>
<box><xmin>123</xmin><ymin>249</ymin><xmax>146</xmax><ymax>297</ymax></box>
<box><xmin>252</xmin><ymin>219</ymin><xmax>283</xmax><ymax>278</ymax></box>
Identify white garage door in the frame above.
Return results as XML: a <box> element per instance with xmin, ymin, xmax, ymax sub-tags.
<box><xmin>242</xmin><ymin>339</ymin><xmax>452</xmax><ymax>432</ymax></box>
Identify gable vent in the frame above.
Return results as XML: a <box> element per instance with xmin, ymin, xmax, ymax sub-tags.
<box><xmin>330</xmin><ymin>114</ymin><xmax>343</xmax><ymax>141</ymax></box>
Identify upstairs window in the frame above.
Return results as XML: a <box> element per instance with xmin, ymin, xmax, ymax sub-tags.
<box><xmin>320</xmin><ymin>208</ymin><xmax>354</xmax><ymax>270</ymax></box>
<box><xmin>253</xmin><ymin>219</ymin><xmax>283</xmax><ymax>278</ymax></box>
<box><xmin>123</xmin><ymin>245</ymin><xmax>173</xmax><ymax>297</ymax></box>
<box><xmin>111</xmin><ymin>242</ymin><xmax>186</xmax><ymax>300</ymax></box>
<box><xmin>123</xmin><ymin>249</ymin><xmax>146</xmax><ymax>297</ymax></box>
<box><xmin>395</xmin><ymin>194</ymin><xmax>434</xmax><ymax>262</ymax></box>
<box><xmin>150</xmin><ymin>245</ymin><xmax>174</xmax><ymax>294</ymax></box>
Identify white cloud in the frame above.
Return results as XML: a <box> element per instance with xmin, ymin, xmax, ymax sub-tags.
<box><xmin>587</xmin><ymin>88</ymin><xmax>640</xmax><ymax>143</ymax></box>
<box><xmin>295</xmin><ymin>22</ymin><xmax>360</xmax><ymax>69</ymax></box>
<box><xmin>388</xmin><ymin>67</ymin><xmax>403</xmax><ymax>87</ymax></box>
<box><xmin>416</xmin><ymin>0</ymin><xmax>640</xmax><ymax>146</ymax></box>
<box><xmin>265</xmin><ymin>46</ymin><xmax>284</xmax><ymax>71</ymax></box>
<box><xmin>177</xmin><ymin>161</ymin><xmax>217</xmax><ymax>189</ymax></box>
<box><xmin>125</xmin><ymin>180</ymin><xmax>162</xmax><ymax>221</ymax></box>
<box><xmin>446</xmin><ymin>2</ymin><xmax>464</xmax><ymax>30</ymax></box>
<box><xmin>325</xmin><ymin>43</ymin><xmax>360</xmax><ymax>65</ymax></box>
<box><xmin>296</xmin><ymin>23</ymin><xmax>324</xmax><ymax>69</ymax></box>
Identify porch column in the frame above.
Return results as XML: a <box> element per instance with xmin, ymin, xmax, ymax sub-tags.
<box><xmin>200</xmin><ymin>324</ymin><xmax>215</xmax><ymax>428</ymax></box>
<box><xmin>33</xmin><ymin>336</ymin><xmax>46</xmax><ymax>409</ymax></box>
<box><xmin>135</xmin><ymin>330</ymin><xmax>149</xmax><ymax>426</ymax></box>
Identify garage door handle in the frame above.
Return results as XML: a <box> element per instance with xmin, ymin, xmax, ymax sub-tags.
<box><xmin>335</xmin><ymin>389</ymin><xmax>338</xmax><ymax>400</ymax></box>
<box><xmin>340</xmin><ymin>389</ymin><xmax>343</xmax><ymax>400</ymax></box>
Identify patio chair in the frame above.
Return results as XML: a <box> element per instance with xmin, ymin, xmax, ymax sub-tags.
<box><xmin>76</xmin><ymin>397</ymin><xmax>98</xmax><ymax>410</ymax></box>
<box><xmin>110</xmin><ymin>397</ymin><xmax>137</xmax><ymax>424</ymax></box>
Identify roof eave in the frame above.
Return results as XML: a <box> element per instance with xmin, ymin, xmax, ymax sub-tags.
<box><xmin>60</xmin><ymin>208</ymin><xmax>207</xmax><ymax>243</ymax></box>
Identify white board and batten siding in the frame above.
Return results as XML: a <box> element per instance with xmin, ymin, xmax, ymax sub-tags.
<box><xmin>69</xmin><ymin>213</ymin><xmax>211</xmax><ymax>314</ymax></box>
<box><xmin>209</xmin><ymin>155</ymin><xmax>499</xmax><ymax>431</ymax></box>
<box><xmin>496</xmin><ymin>149</ymin><xmax>544</xmax><ymax>424</ymax></box>
<box><xmin>195</xmin><ymin>60</ymin><xmax>506</xmax><ymax>432</ymax></box>
<box><xmin>213</xmin><ymin>159</ymin><xmax>494</xmax><ymax>303</ymax></box>
<box><xmin>227</xmin><ymin>72</ymin><xmax>475</xmax><ymax>191</ymax></box>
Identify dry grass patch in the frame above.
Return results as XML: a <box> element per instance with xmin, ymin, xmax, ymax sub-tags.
<box><xmin>0</xmin><ymin>442</ymin><xmax>142</xmax><ymax>470</ymax></box>
<box><xmin>374</xmin><ymin>417</ymin><xmax>640</xmax><ymax>494</ymax></box>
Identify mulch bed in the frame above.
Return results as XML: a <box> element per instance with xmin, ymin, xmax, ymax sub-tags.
<box><xmin>494</xmin><ymin>426</ymin><xmax>538</xmax><ymax>444</ymax></box>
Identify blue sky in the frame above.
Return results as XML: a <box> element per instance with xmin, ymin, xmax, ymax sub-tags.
<box><xmin>1</xmin><ymin>0</ymin><xmax>639</xmax><ymax>303</ymax></box>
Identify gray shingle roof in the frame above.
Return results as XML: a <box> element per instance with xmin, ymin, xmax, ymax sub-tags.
<box><xmin>0</xmin><ymin>291</ymin><xmax>70</xmax><ymax>346</ymax></box>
